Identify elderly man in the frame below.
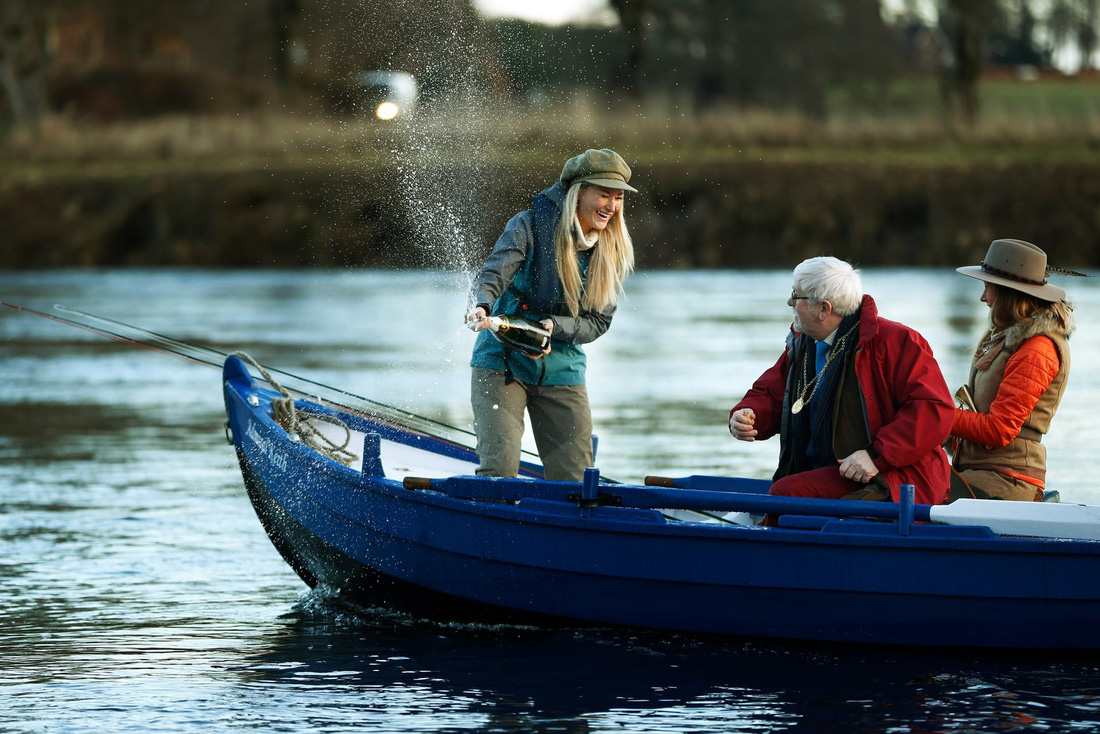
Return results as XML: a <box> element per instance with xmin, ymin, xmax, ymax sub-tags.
<box><xmin>730</xmin><ymin>256</ymin><xmax>953</xmax><ymax>507</ymax></box>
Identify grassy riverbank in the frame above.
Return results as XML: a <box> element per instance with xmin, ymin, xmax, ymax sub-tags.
<box><xmin>2</xmin><ymin>79</ymin><xmax>1097</xmax><ymax>269</ymax></box>
<box><xmin>4</xmin><ymin>78</ymin><xmax>1099</xmax><ymax>167</ymax></box>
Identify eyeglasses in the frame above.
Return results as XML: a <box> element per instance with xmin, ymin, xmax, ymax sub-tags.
<box><xmin>790</xmin><ymin>291</ymin><xmax>810</xmax><ymax>301</ymax></box>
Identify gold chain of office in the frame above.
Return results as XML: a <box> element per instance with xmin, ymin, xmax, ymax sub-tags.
<box><xmin>790</xmin><ymin>321</ymin><xmax>860</xmax><ymax>415</ymax></box>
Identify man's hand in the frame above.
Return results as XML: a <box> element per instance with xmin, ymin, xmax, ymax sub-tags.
<box><xmin>730</xmin><ymin>408</ymin><xmax>758</xmax><ymax>441</ymax></box>
<box><xmin>838</xmin><ymin>449</ymin><xmax>879</xmax><ymax>484</ymax></box>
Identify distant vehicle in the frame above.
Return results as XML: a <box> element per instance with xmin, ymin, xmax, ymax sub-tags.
<box><xmin>356</xmin><ymin>71</ymin><xmax>417</xmax><ymax>120</ymax></box>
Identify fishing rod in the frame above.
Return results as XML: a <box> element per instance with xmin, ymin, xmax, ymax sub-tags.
<box><xmin>1</xmin><ymin>300</ymin><xmax>522</xmax><ymax>455</ymax></box>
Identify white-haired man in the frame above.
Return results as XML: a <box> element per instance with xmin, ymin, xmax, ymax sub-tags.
<box><xmin>730</xmin><ymin>256</ymin><xmax>953</xmax><ymax>513</ymax></box>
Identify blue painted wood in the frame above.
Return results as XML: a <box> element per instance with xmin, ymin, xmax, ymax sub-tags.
<box><xmin>223</xmin><ymin>355</ymin><xmax>1100</xmax><ymax>650</ymax></box>
<box><xmin>899</xmin><ymin>484</ymin><xmax>915</xmax><ymax>536</ymax></box>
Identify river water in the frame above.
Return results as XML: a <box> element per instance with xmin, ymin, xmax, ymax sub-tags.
<box><xmin>3</xmin><ymin>268</ymin><xmax>1100</xmax><ymax>732</ymax></box>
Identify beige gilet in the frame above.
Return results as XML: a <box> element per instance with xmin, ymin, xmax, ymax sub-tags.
<box><xmin>954</xmin><ymin>308</ymin><xmax>1074</xmax><ymax>481</ymax></box>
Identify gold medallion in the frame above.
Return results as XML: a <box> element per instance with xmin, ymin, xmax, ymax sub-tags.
<box><xmin>791</xmin><ymin>397</ymin><xmax>804</xmax><ymax>414</ymax></box>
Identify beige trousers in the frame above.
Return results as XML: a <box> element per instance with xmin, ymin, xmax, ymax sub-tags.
<box><xmin>471</xmin><ymin>367</ymin><xmax>593</xmax><ymax>481</ymax></box>
<box><xmin>957</xmin><ymin>468</ymin><xmax>1044</xmax><ymax>502</ymax></box>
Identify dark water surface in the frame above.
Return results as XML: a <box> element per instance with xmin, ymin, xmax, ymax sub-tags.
<box><xmin>3</xmin><ymin>269</ymin><xmax>1100</xmax><ymax>732</ymax></box>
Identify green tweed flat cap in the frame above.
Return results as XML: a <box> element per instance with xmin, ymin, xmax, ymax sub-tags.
<box><xmin>560</xmin><ymin>149</ymin><xmax>638</xmax><ymax>193</ymax></box>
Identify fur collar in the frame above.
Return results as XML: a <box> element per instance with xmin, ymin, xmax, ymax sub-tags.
<box><xmin>1002</xmin><ymin>304</ymin><xmax>1075</xmax><ymax>351</ymax></box>
<box><xmin>973</xmin><ymin>304</ymin><xmax>1074</xmax><ymax>370</ymax></box>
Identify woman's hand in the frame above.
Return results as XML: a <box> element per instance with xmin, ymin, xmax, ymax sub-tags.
<box><xmin>465</xmin><ymin>306</ymin><xmax>489</xmax><ymax>332</ymax></box>
<box><xmin>523</xmin><ymin>319</ymin><xmax>554</xmax><ymax>359</ymax></box>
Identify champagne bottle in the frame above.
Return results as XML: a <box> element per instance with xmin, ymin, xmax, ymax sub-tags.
<box><xmin>485</xmin><ymin>314</ymin><xmax>551</xmax><ymax>356</ymax></box>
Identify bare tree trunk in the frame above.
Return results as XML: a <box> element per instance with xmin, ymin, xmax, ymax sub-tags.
<box><xmin>0</xmin><ymin>0</ymin><xmax>49</xmax><ymax>135</ymax></box>
<box><xmin>940</xmin><ymin>0</ymin><xmax>992</xmax><ymax>128</ymax></box>
<box><xmin>270</xmin><ymin>0</ymin><xmax>299</xmax><ymax>86</ymax></box>
<box><xmin>1081</xmin><ymin>0</ymin><xmax>1098</xmax><ymax>70</ymax></box>
<box><xmin>608</xmin><ymin>0</ymin><xmax>647</xmax><ymax>102</ymax></box>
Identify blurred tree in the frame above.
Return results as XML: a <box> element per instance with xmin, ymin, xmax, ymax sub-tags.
<box><xmin>10</xmin><ymin>0</ymin><xmax>508</xmax><ymax>119</ymax></box>
<box><xmin>0</xmin><ymin>0</ymin><xmax>49</xmax><ymax>135</ymax></box>
<box><xmin>38</xmin><ymin>0</ymin><xmax>304</xmax><ymax>82</ymax></box>
<box><xmin>34</xmin><ymin>0</ymin><xmax>306</xmax><ymax>118</ymax></box>
<box><xmin>614</xmin><ymin>0</ymin><xmax>905</xmax><ymax>115</ymax></box>
<box><xmin>485</xmin><ymin>0</ymin><xmax>912</xmax><ymax>116</ymax></box>
<box><xmin>938</xmin><ymin>0</ymin><xmax>995</xmax><ymax>126</ymax></box>
<box><xmin>1048</xmin><ymin>0</ymin><xmax>1099</xmax><ymax>71</ymax></box>
<box><xmin>606</xmin><ymin>0</ymin><xmax>648</xmax><ymax>101</ymax></box>
<box><xmin>987</xmin><ymin>0</ymin><xmax>1045</xmax><ymax>66</ymax></box>
<box><xmin>270</xmin><ymin>0</ymin><xmax>299</xmax><ymax>86</ymax></box>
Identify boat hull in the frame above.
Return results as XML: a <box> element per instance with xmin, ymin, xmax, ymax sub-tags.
<box><xmin>224</xmin><ymin>356</ymin><xmax>1100</xmax><ymax>649</ymax></box>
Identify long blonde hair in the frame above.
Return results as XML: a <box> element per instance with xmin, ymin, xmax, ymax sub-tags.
<box><xmin>553</xmin><ymin>182</ymin><xmax>635</xmax><ymax>316</ymax></box>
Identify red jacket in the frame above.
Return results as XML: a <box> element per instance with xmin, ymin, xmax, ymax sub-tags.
<box><xmin>732</xmin><ymin>295</ymin><xmax>953</xmax><ymax>505</ymax></box>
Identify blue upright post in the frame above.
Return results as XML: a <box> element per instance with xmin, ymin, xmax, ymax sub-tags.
<box><xmin>362</xmin><ymin>433</ymin><xmax>384</xmax><ymax>477</ymax></box>
<box><xmin>898</xmin><ymin>483</ymin><xmax>915</xmax><ymax>536</ymax></box>
<box><xmin>582</xmin><ymin>467</ymin><xmax>600</xmax><ymax>503</ymax></box>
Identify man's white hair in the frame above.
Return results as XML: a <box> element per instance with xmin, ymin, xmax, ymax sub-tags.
<box><xmin>793</xmin><ymin>256</ymin><xmax>863</xmax><ymax>316</ymax></box>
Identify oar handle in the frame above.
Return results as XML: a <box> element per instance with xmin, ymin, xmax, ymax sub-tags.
<box><xmin>403</xmin><ymin>474</ymin><xmax>933</xmax><ymax>526</ymax></box>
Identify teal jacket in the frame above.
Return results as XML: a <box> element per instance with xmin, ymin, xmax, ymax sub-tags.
<box><xmin>470</xmin><ymin>183</ymin><xmax>615</xmax><ymax>386</ymax></box>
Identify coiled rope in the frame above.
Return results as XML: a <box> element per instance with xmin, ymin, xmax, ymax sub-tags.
<box><xmin>231</xmin><ymin>352</ymin><xmax>360</xmax><ymax>467</ymax></box>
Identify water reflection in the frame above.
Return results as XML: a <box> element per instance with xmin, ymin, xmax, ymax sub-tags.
<box><xmin>237</xmin><ymin>596</ymin><xmax>1100</xmax><ymax>733</ymax></box>
<box><xmin>3</xmin><ymin>268</ymin><xmax>1100</xmax><ymax>732</ymax></box>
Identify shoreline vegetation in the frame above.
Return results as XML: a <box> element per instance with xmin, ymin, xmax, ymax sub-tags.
<box><xmin>2</xmin><ymin>81</ymin><xmax>1098</xmax><ymax>270</ymax></box>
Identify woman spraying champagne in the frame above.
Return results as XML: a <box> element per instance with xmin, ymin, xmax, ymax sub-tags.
<box><xmin>465</xmin><ymin>149</ymin><xmax>637</xmax><ymax>480</ymax></box>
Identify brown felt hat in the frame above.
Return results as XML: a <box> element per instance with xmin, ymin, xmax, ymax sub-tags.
<box><xmin>957</xmin><ymin>239</ymin><xmax>1066</xmax><ymax>302</ymax></box>
<box><xmin>560</xmin><ymin>149</ymin><xmax>638</xmax><ymax>193</ymax></box>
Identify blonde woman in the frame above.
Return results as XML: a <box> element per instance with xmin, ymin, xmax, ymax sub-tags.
<box><xmin>465</xmin><ymin>149</ymin><xmax>637</xmax><ymax>480</ymax></box>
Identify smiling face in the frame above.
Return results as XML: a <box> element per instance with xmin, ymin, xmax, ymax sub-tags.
<box><xmin>575</xmin><ymin>185</ymin><xmax>624</xmax><ymax>236</ymax></box>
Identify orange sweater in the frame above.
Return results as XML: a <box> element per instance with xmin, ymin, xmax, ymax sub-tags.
<box><xmin>952</xmin><ymin>335</ymin><xmax>1060</xmax><ymax>447</ymax></box>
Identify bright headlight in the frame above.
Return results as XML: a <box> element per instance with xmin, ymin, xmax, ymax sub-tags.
<box><xmin>375</xmin><ymin>101</ymin><xmax>400</xmax><ymax>120</ymax></box>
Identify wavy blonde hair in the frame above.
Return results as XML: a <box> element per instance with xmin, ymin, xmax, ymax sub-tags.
<box><xmin>553</xmin><ymin>182</ymin><xmax>635</xmax><ymax>316</ymax></box>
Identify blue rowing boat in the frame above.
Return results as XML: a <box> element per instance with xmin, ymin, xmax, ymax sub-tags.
<box><xmin>222</xmin><ymin>354</ymin><xmax>1100</xmax><ymax>650</ymax></box>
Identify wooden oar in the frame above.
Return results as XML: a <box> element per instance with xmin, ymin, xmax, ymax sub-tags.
<box><xmin>407</xmin><ymin>474</ymin><xmax>927</xmax><ymax>522</ymax></box>
<box><xmin>410</xmin><ymin>474</ymin><xmax>1100</xmax><ymax>541</ymax></box>
<box><xmin>645</xmin><ymin>474</ymin><xmax>770</xmax><ymax>493</ymax></box>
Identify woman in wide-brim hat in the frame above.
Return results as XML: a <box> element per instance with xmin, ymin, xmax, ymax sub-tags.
<box><xmin>949</xmin><ymin>239</ymin><xmax>1078</xmax><ymax>501</ymax></box>
<box><xmin>463</xmin><ymin>149</ymin><xmax>637</xmax><ymax>481</ymax></box>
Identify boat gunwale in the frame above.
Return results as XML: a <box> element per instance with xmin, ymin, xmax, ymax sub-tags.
<box><xmin>225</xmin><ymin>373</ymin><xmax>1100</xmax><ymax>558</ymax></box>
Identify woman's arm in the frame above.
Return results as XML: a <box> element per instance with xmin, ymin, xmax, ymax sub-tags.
<box><xmin>546</xmin><ymin>306</ymin><xmax>615</xmax><ymax>345</ymax></box>
<box><xmin>952</xmin><ymin>335</ymin><xmax>1060</xmax><ymax>447</ymax></box>
<box><xmin>470</xmin><ymin>212</ymin><xmax>532</xmax><ymax>309</ymax></box>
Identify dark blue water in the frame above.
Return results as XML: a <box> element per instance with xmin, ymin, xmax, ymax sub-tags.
<box><xmin>4</xmin><ymin>269</ymin><xmax>1100</xmax><ymax>732</ymax></box>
